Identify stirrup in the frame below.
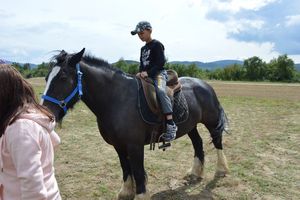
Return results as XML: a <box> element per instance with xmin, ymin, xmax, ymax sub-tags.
<box><xmin>158</xmin><ymin>134</ymin><xmax>171</xmax><ymax>151</ymax></box>
<box><xmin>159</xmin><ymin>142</ymin><xmax>171</xmax><ymax>150</ymax></box>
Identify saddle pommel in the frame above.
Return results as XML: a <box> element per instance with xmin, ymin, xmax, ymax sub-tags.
<box><xmin>166</xmin><ymin>69</ymin><xmax>179</xmax><ymax>86</ymax></box>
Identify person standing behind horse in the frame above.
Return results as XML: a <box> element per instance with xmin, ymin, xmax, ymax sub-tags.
<box><xmin>131</xmin><ymin>21</ymin><xmax>177</xmax><ymax>142</ymax></box>
<box><xmin>0</xmin><ymin>64</ymin><xmax>61</xmax><ymax>200</ymax></box>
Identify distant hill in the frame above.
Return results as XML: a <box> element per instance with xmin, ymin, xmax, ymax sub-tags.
<box><xmin>0</xmin><ymin>59</ymin><xmax>37</xmax><ymax>69</ymax></box>
<box><xmin>169</xmin><ymin>60</ymin><xmax>244</xmax><ymax>70</ymax></box>
<box><xmin>169</xmin><ymin>60</ymin><xmax>300</xmax><ymax>71</ymax></box>
<box><xmin>0</xmin><ymin>59</ymin><xmax>12</xmax><ymax>64</ymax></box>
<box><xmin>118</xmin><ymin>60</ymin><xmax>244</xmax><ymax>70</ymax></box>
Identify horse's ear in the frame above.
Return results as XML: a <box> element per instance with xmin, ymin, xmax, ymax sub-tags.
<box><xmin>56</xmin><ymin>50</ymin><xmax>67</xmax><ymax>63</ymax></box>
<box><xmin>69</xmin><ymin>48</ymin><xmax>85</xmax><ymax>67</ymax></box>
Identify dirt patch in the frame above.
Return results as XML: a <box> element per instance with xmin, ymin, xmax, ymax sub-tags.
<box><xmin>209</xmin><ymin>81</ymin><xmax>300</xmax><ymax>101</ymax></box>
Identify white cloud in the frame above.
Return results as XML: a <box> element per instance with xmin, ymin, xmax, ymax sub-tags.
<box><xmin>227</xmin><ymin>19</ymin><xmax>265</xmax><ymax>34</ymax></box>
<box><xmin>285</xmin><ymin>15</ymin><xmax>300</xmax><ymax>27</ymax></box>
<box><xmin>0</xmin><ymin>0</ymin><xmax>299</xmax><ymax>64</ymax></box>
<box><xmin>204</xmin><ymin>0</ymin><xmax>300</xmax><ymax>57</ymax></box>
<box><xmin>206</xmin><ymin>0</ymin><xmax>278</xmax><ymax>13</ymax></box>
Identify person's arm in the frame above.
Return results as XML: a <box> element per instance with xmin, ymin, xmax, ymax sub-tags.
<box><xmin>6</xmin><ymin>120</ymin><xmax>47</xmax><ymax>200</ymax></box>
<box><xmin>0</xmin><ymin>183</ymin><xmax>3</xmax><ymax>200</ymax></box>
<box><xmin>147</xmin><ymin>42</ymin><xmax>166</xmax><ymax>77</ymax></box>
<box><xmin>50</xmin><ymin>130</ymin><xmax>60</xmax><ymax>149</ymax></box>
<box><xmin>139</xmin><ymin>48</ymin><xmax>144</xmax><ymax>73</ymax></box>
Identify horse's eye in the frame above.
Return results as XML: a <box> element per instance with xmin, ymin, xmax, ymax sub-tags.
<box><xmin>59</xmin><ymin>68</ymin><xmax>69</xmax><ymax>80</ymax></box>
<box><xmin>60</xmin><ymin>72</ymin><xmax>67</xmax><ymax>79</ymax></box>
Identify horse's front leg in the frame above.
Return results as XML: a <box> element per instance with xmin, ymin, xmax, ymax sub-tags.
<box><xmin>115</xmin><ymin>147</ymin><xmax>135</xmax><ymax>200</ymax></box>
<box><xmin>127</xmin><ymin>144</ymin><xmax>150</xmax><ymax>200</ymax></box>
<box><xmin>187</xmin><ymin>126</ymin><xmax>204</xmax><ymax>180</ymax></box>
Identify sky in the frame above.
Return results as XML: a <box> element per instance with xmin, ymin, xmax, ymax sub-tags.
<box><xmin>0</xmin><ymin>0</ymin><xmax>300</xmax><ymax>64</ymax></box>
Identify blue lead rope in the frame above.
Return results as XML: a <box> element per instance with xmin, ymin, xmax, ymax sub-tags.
<box><xmin>42</xmin><ymin>63</ymin><xmax>83</xmax><ymax>113</ymax></box>
<box><xmin>76</xmin><ymin>63</ymin><xmax>83</xmax><ymax>96</ymax></box>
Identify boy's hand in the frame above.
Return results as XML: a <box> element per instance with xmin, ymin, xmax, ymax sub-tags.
<box><xmin>141</xmin><ymin>71</ymin><xmax>148</xmax><ymax>78</ymax></box>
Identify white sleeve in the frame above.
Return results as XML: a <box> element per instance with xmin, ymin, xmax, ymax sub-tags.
<box><xmin>50</xmin><ymin>130</ymin><xmax>61</xmax><ymax>148</ymax></box>
<box><xmin>6</xmin><ymin>120</ymin><xmax>47</xmax><ymax>200</ymax></box>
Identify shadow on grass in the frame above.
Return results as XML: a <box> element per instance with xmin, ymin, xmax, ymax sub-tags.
<box><xmin>151</xmin><ymin>176</ymin><xmax>222</xmax><ymax>200</ymax></box>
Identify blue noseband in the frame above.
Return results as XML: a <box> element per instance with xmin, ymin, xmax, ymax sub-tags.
<box><xmin>42</xmin><ymin>63</ymin><xmax>83</xmax><ymax>113</ymax></box>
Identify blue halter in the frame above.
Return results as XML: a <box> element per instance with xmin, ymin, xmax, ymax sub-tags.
<box><xmin>42</xmin><ymin>63</ymin><xmax>83</xmax><ymax>113</ymax></box>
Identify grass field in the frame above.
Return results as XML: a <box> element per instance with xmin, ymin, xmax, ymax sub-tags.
<box><xmin>30</xmin><ymin>78</ymin><xmax>300</xmax><ymax>200</ymax></box>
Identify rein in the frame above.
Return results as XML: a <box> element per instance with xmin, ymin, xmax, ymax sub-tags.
<box><xmin>42</xmin><ymin>63</ymin><xmax>83</xmax><ymax>113</ymax></box>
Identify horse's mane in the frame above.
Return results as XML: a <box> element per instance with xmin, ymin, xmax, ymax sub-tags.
<box><xmin>82</xmin><ymin>54</ymin><xmax>124</xmax><ymax>74</ymax></box>
<box><xmin>52</xmin><ymin>50</ymin><xmax>128</xmax><ymax>76</ymax></box>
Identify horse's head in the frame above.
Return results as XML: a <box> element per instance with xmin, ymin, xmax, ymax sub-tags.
<box><xmin>41</xmin><ymin>48</ymin><xmax>85</xmax><ymax>122</ymax></box>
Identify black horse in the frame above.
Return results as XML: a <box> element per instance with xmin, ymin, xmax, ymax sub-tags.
<box><xmin>41</xmin><ymin>48</ymin><xmax>229</xmax><ymax>200</ymax></box>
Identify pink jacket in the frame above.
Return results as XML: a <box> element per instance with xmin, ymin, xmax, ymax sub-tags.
<box><xmin>0</xmin><ymin>109</ymin><xmax>61</xmax><ymax>200</ymax></box>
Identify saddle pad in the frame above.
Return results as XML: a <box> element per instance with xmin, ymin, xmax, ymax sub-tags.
<box><xmin>172</xmin><ymin>90</ymin><xmax>189</xmax><ymax>124</ymax></box>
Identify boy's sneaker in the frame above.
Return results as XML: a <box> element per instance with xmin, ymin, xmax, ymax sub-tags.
<box><xmin>162</xmin><ymin>124</ymin><xmax>177</xmax><ymax>142</ymax></box>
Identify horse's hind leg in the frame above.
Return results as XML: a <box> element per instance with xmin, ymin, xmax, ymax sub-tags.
<box><xmin>207</xmin><ymin>127</ymin><xmax>229</xmax><ymax>177</ymax></box>
<box><xmin>115</xmin><ymin>147</ymin><xmax>135</xmax><ymax>200</ymax></box>
<box><xmin>187</xmin><ymin>126</ymin><xmax>204</xmax><ymax>179</ymax></box>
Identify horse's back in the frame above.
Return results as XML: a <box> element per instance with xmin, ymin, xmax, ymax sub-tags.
<box><xmin>180</xmin><ymin>77</ymin><xmax>218</xmax><ymax>102</ymax></box>
<box><xmin>179</xmin><ymin>77</ymin><xmax>221</xmax><ymax>124</ymax></box>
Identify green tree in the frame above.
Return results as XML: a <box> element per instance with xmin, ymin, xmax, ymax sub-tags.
<box><xmin>294</xmin><ymin>71</ymin><xmax>300</xmax><ymax>82</ymax></box>
<box><xmin>127</xmin><ymin>64</ymin><xmax>139</xmax><ymax>75</ymax></box>
<box><xmin>186</xmin><ymin>64</ymin><xmax>200</xmax><ymax>77</ymax></box>
<box><xmin>12</xmin><ymin>62</ymin><xmax>23</xmax><ymax>73</ymax></box>
<box><xmin>244</xmin><ymin>56</ymin><xmax>267</xmax><ymax>81</ymax></box>
<box><xmin>113</xmin><ymin>58</ymin><xmax>128</xmax><ymax>72</ymax></box>
<box><xmin>23</xmin><ymin>63</ymin><xmax>31</xmax><ymax>70</ymax></box>
<box><xmin>267</xmin><ymin>54</ymin><xmax>295</xmax><ymax>82</ymax></box>
<box><xmin>209</xmin><ymin>68</ymin><xmax>223</xmax><ymax>80</ymax></box>
<box><xmin>222</xmin><ymin>64</ymin><xmax>245</xmax><ymax>80</ymax></box>
<box><xmin>165</xmin><ymin>63</ymin><xmax>186</xmax><ymax>77</ymax></box>
<box><xmin>12</xmin><ymin>62</ymin><xmax>31</xmax><ymax>77</ymax></box>
<box><xmin>31</xmin><ymin>62</ymin><xmax>50</xmax><ymax>77</ymax></box>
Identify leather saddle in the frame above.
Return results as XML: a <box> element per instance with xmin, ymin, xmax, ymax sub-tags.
<box><xmin>137</xmin><ymin>70</ymin><xmax>182</xmax><ymax>116</ymax></box>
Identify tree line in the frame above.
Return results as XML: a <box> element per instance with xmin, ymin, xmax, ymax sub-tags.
<box><xmin>12</xmin><ymin>54</ymin><xmax>300</xmax><ymax>82</ymax></box>
<box><xmin>12</xmin><ymin>62</ymin><xmax>49</xmax><ymax>78</ymax></box>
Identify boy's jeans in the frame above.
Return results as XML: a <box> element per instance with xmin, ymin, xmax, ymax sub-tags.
<box><xmin>153</xmin><ymin>70</ymin><xmax>173</xmax><ymax>114</ymax></box>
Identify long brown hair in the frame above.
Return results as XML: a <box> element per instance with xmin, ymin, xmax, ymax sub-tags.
<box><xmin>0</xmin><ymin>64</ymin><xmax>54</xmax><ymax>137</ymax></box>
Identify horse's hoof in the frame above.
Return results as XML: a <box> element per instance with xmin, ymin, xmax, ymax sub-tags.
<box><xmin>117</xmin><ymin>187</ymin><xmax>135</xmax><ymax>200</ymax></box>
<box><xmin>215</xmin><ymin>170</ymin><xmax>228</xmax><ymax>178</ymax></box>
<box><xmin>188</xmin><ymin>157</ymin><xmax>204</xmax><ymax>179</ymax></box>
<box><xmin>117</xmin><ymin>193</ymin><xmax>135</xmax><ymax>200</ymax></box>
<box><xmin>184</xmin><ymin>174</ymin><xmax>203</xmax><ymax>185</ymax></box>
<box><xmin>134</xmin><ymin>191</ymin><xmax>151</xmax><ymax>200</ymax></box>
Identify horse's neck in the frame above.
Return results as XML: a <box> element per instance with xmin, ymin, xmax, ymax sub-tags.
<box><xmin>80</xmin><ymin>65</ymin><xmax>133</xmax><ymax>115</ymax></box>
<box><xmin>81</xmin><ymin>66</ymin><xmax>112</xmax><ymax>103</ymax></box>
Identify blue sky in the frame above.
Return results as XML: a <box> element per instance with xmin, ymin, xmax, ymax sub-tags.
<box><xmin>0</xmin><ymin>0</ymin><xmax>299</xmax><ymax>64</ymax></box>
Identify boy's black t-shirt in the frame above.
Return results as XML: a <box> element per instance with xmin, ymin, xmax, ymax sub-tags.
<box><xmin>139</xmin><ymin>39</ymin><xmax>166</xmax><ymax>78</ymax></box>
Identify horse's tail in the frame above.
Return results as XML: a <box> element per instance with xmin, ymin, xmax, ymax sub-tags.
<box><xmin>215</xmin><ymin>106</ymin><xmax>230</xmax><ymax>135</ymax></box>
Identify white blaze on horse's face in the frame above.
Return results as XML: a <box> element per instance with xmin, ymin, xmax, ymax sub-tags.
<box><xmin>40</xmin><ymin>66</ymin><xmax>61</xmax><ymax>104</ymax></box>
